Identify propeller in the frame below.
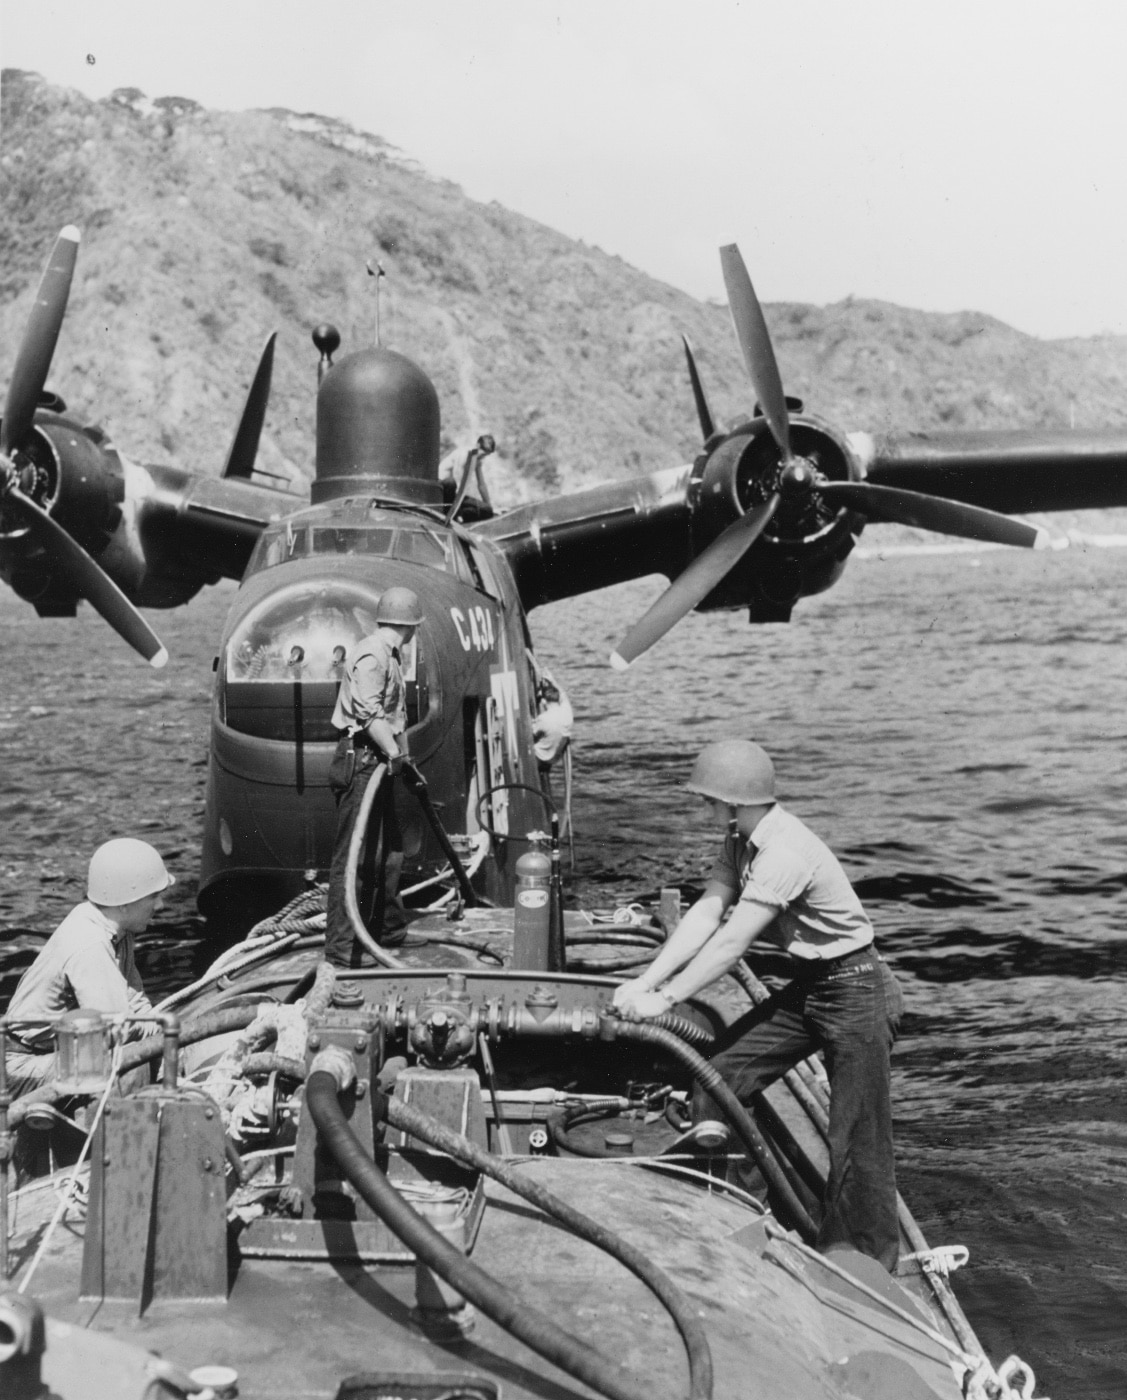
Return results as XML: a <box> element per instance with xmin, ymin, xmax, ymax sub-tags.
<box><xmin>222</xmin><ymin>332</ymin><xmax>277</xmax><ymax>479</ymax></box>
<box><xmin>681</xmin><ymin>336</ymin><xmax>716</xmax><ymax>444</ymax></box>
<box><xmin>814</xmin><ymin>479</ymin><xmax>1046</xmax><ymax>549</ymax></box>
<box><xmin>611</xmin><ymin>247</ymin><xmax>791</xmax><ymax>668</ymax></box>
<box><xmin>610</xmin><ymin>497</ymin><xmax>779</xmax><ymax>670</ymax></box>
<box><xmin>0</xmin><ymin>228</ymin><xmax>80</xmax><ymax>459</ymax></box>
<box><xmin>718</xmin><ymin>244</ymin><xmax>793</xmax><ymax>463</ymax></box>
<box><xmin>0</xmin><ymin>226</ymin><xmax>168</xmax><ymax>667</ymax></box>
<box><xmin>610</xmin><ymin>243</ymin><xmax>1047</xmax><ymax>668</ymax></box>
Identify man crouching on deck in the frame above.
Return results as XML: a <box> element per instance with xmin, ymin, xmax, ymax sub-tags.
<box><xmin>4</xmin><ymin>838</ymin><xmax>174</xmax><ymax>1099</ymax></box>
<box><xmin>613</xmin><ymin>740</ymin><xmax>904</xmax><ymax>1272</ymax></box>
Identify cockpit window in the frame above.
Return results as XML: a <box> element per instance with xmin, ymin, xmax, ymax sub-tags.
<box><xmin>244</xmin><ymin>522</ymin><xmax>467</xmax><ymax>577</ymax></box>
<box><xmin>311</xmin><ymin>526</ymin><xmax>397</xmax><ymax>557</ymax></box>
<box><xmin>394</xmin><ymin>527</ymin><xmax>452</xmax><ymax>570</ymax></box>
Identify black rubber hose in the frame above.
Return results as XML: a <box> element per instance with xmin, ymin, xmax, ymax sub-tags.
<box><xmin>304</xmin><ymin>1071</ymin><xmax>650</xmax><ymax>1400</ymax></box>
<box><xmin>608</xmin><ymin>1019</ymin><xmax>818</xmax><ymax>1242</ymax></box>
<box><xmin>386</xmin><ymin>1094</ymin><xmax>713</xmax><ymax>1400</ymax></box>
<box><xmin>649</xmin><ymin>1012</ymin><xmax>715</xmax><ymax>1049</ymax></box>
<box><xmin>402</xmin><ymin>764</ymin><xmax>478</xmax><ymax>907</ymax></box>
<box><xmin>545</xmin><ymin>1103</ymin><xmax>624</xmax><ymax>1158</ymax></box>
<box><xmin>119</xmin><ymin>1004</ymin><xmax>259</xmax><ymax>1074</ymax></box>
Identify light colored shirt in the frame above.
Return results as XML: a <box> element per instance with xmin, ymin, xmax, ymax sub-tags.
<box><xmin>331</xmin><ymin>627</ymin><xmax>407</xmax><ymax>736</ymax></box>
<box><xmin>5</xmin><ymin>902</ymin><xmax>152</xmax><ymax>1049</ymax></box>
<box><xmin>709</xmin><ymin>803</ymin><xmax>873</xmax><ymax>962</ymax></box>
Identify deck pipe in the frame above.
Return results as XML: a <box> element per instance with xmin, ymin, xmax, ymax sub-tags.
<box><xmin>304</xmin><ymin>1068</ymin><xmax>654</xmax><ymax>1400</ymax></box>
<box><xmin>606</xmin><ymin>1018</ymin><xmax>818</xmax><ymax>1242</ymax></box>
<box><xmin>385</xmin><ymin>1092</ymin><xmax>713</xmax><ymax>1400</ymax></box>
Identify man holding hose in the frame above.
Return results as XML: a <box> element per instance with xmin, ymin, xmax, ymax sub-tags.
<box><xmin>613</xmin><ymin>739</ymin><xmax>903</xmax><ymax>1271</ymax></box>
<box><xmin>325</xmin><ymin>586</ymin><xmax>423</xmax><ymax>968</ymax></box>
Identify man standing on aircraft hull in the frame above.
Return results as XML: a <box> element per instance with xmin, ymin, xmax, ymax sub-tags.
<box><xmin>613</xmin><ymin>740</ymin><xmax>903</xmax><ymax>1272</ymax></box>
<box><xmin>325</xmin><ymin>586</ymin><xmax>423</xmax><ymax>968</ymax></box>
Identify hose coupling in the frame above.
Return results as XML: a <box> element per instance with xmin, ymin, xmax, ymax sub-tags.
<box><xmin>308</xmin><ymin>1044</ymin><xmax>357</xmax><ymax>1093</ymax></box>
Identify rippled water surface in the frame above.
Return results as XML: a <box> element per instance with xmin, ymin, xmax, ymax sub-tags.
<box><xmin>3</xmin><ymin>541</ymin><xmax>1127</xmax><ymax>1397</ymax></box>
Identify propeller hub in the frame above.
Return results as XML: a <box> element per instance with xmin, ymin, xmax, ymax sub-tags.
<box><xmin>778</xmin><ymin>457</ymin><xmax>819</xmax><ymax>498</ymax></box>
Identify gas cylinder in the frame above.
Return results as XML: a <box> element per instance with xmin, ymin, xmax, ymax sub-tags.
<box><xmin>512</xmin><ymin>850</ymin><xmax>552</xmax><ymax>969</ymax></box>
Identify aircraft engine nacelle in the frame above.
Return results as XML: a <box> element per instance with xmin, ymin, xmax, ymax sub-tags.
<box><xmin>0</xmin><ymin>415</ymin><xmax>125</xmax><ymax>615</ymax></box>
<box><xmin>691</xmin><ymin>414</ymin><xmax>864</xmax><ymax>621</ymax></box>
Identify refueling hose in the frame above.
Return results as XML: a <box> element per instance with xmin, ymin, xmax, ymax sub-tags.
<box><xmin>385</xmin><ymin>1093</ymin><xmax>713</xmax><ymax>1400</ymax></box>
<box><xmin>546</xmin><ymin>1101</ymin><xmax>629</xmax><ymax>1157</ymax></box>
<box><xmin>648</xmin><ymin>1011</ymin><xmax>715</xmax><ymax>1049</ymax></box>
<box><xmin>401</xmin><ymin>763</ymin><xmax>478</xmax><ymax>908</ymax></box>
<box><xmin>304</xmin><ymin>1070</ymin><xmax>655</xmax><ymax>1400</ymax></box>
<box><xmin>344</xmin><ymin>761</ymin><xmax>406</xmax><ymax>968</ymax></box>
<box><xmin>607</xmin><ymin>1019</ymin><xmax>818</xmax><ymax>1242</ymax></box>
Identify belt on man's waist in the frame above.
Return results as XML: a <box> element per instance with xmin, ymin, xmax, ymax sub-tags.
<box><xmin>794</xmin><ymin>944</ymin><xmax>881</xmax><ymax>981</ymax></box>
<box><xmin>342</xmin><ymin>731</ymin><xmax>402</xmax><ymax>753</ymax></box>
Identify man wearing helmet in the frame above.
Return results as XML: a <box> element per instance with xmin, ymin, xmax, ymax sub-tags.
<box><xmin>325</xmin><ymin>585</ymin><xmax>423</xmax><ymax>967</ymax></box>
<box><xmin>614</xmin><ymin>740</ymin><xmax>903</xmax><ymax>1272</ymax></box>
<box><xmin>4</xmin><ymin>838</ymin><xmax>175</xmax><ymax>1098</ymax></box>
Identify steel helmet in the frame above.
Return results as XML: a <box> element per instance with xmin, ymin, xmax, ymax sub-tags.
<box><xmin>685</xmin><ymin>740</ymin><xmax>776</xmax><ymax>806</ymax></box>
<box><xmin>374</xmin><ymin>586</ymin><xmax>424</xmax><ymax>627</ymax></box>
<box><xmin>87</xmin><ymin>839</ymin><xmax>176</xmax><ymax>906</ymax></box>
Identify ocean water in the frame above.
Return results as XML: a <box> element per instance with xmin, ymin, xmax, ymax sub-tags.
<box><xmin>3</xmin><ymin>539</ymin><xmax>1126</xmax><ymax>1398</ymax></box>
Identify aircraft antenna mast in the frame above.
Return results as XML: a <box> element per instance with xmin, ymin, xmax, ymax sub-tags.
<box><xmin>366</xmin><ymin>260</ymin><xmax>386</xmax><ymax>346</ymax></box>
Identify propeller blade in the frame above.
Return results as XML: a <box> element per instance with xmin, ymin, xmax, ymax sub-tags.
<box><xmin>222</xmin><ymin>332</ymin><xmax>277</xmax><ymax>479</ymax></box>
<box><xmin>611</xmin><ymin>495</ymin><xmax>780</xmax><ymax>669</ymax></box>
<box><xmin>819</xmin><ymin>481</ymin><xmax>1049</xmax><ymax>549</ymax></box>
<box><xmin>719</xmin><ymin>243</ymin><xmax>791</xmax><ymax>462</ymax></box>
<box><xmin>1</xmin><ymin>227</ymin><xmax>80</xmax><ymax>458</ymax></box>
<box><xmin>681</xmin><ymin>335</ymin><xmax>716</xmax><ymax>443</ymax></box>
<box><xmin>4</xmin><ymin>486</ymin><xmax>169</xmax><ymax>666</ymax></box>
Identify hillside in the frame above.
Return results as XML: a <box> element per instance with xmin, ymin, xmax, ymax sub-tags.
<box><xmin>4</xmin><ymin>68</ymin><xmax>1127</xmax><ymax>533</ymax></box>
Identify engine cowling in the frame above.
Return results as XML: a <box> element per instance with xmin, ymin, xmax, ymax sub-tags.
<box><xmin>0</xmin><ymin>415</ymin><xmax>125</xmax><ymax>614</ymax></box>
<box><xmin>691</xmin><ymin>413</ymin><xmax>864</xmax><ymax>621</ymax></box>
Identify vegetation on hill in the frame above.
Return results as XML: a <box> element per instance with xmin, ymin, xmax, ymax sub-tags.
<box><xmin>3</xmin><ymin>69</ymin><xmax>1127</xmax><ymax>537</ymax></box>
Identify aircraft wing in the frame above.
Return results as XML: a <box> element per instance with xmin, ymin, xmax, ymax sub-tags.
<box><xmin>858</xmin><ymin>427</ymin><xmax>1127</xmax><ymax>514</ymax></box>
<box><xmin>472</xmin><ymin>464</ymin><xmax>695</xmax><ymax>607</ymax></box>
<box><xmin>134</xmin><ymin>463</ymin><xmax>299</xmax><ymax>602</ymax></box>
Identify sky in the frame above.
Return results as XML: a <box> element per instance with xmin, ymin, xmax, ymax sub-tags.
<box><xmin>4</xmin><ymin>0</ymin><xmax>1127</xmax><ymax>340</ymax></box>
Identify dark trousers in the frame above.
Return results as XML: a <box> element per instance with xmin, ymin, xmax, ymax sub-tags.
<box><xmin>325</xmin><ymin>737</ymin><xmax>403</xmax><ymax>968</ymax></box>
<box><xmin>692</xmin><ymin>950</ymin><xmax>904</xmax><ymax>1271</ymax></box>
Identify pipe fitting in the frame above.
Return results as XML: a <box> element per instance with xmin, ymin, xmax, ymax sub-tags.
<box><xmin>308</xmin><ymin>1044</ymin><xmax>357</xmax><ymax>1093</ymax></box>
